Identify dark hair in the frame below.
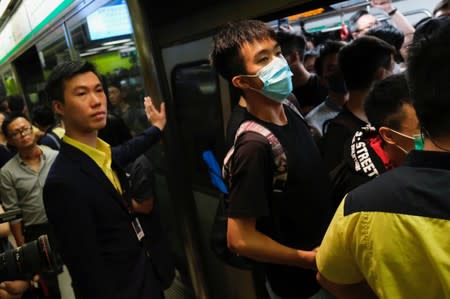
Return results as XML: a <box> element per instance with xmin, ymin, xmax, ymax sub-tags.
<box><xmin>408</xmin><ymin>16</ymin><xmax>450</xmax><ymax>138</ymax></box>
<box><xmin>349</xmin><ymin>10</ymin><xmax>369</xmax><ymax>34</ymax></box>
<box><xmin>210</xmin><ymin>19</ymin><xmax>276</xmax><ymax>81</ymax></box>
<box><xmin>2</xmin><ymin>112</ymin><xmax>30</xmax><ymax>138</ymax></box>
<box><xmin>433</xmin><ymin>0</ymin><xmax>450</xmax><ymax>16</ymax></box>
<box><xmin>4</xmin><ymin>95</ymin><xmax>24</xmax><ymax>113</ymax></box>
<box><xmin>314</xmin><ymin>40</ymin><xmax>345</xmax><ymax>77</ymax></box>
<box><xmin>412</xmin><ymin>15</ymin><xmax>450</xmax><ymax>43</ymax></box>
<box><xmin>31</xmin><ymin>104</ymin><xmax>55</xmax><ymax>128</ymax></box>
<box><xmin>365</xmin><ymin>73</ymin><xmax>411</xmax><ymax>130</ymax></box>
<box><xmin>107</xmin><ymin>81</ymin><xmax>122</xmax><ymax>90</ymax></box>
<box><xmin>276</xmin><ymin>31</ymin><xmax>307</xmax><ymax>61</ymax></box>
<box><xmin>365</xmin><ymin>23</ymin><xmax>405</xmax><ymax>63</ymax></box>
<box><xmin>338</xmin><ymin>36</ymin><xmax>394</xmax><ymax>90</ymax></box>
<box><xmin>45</xmin><ymin>61</ymin><xmax>102</xmax><ymax>103</ymax></box>
<box><xmin>327</xmin><ymin>70</ymin><xmax>348</xmax><ymax>94</ymax></box>
<box><xmin>0</xmin><ymin>98</ymin><xmax>8</xmax><ymax>114</ymax></box>
<box><xmin>304</xmin><ymin>47</ymin><xmax>320</xmax><ymax>60</ymax></box>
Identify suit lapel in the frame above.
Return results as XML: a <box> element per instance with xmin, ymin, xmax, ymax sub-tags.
<box><xmin>60</xmin><ymin>142</ymin><xmax>130</xmax><ymax>212</ymax></box>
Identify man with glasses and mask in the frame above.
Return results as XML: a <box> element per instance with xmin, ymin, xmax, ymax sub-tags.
<box><xmin>349</xmin><ymin>0</ymin><xmax>414</xmax><ymax>61</ymax></box>
<box><xmin>210</xmin><ymin>19</ymin><xmax>333</xmax><ymax>299</ymax></box>
<box><xmin>0</xmin><ymin>112</ymin><xmax>61</xmax><ymax>299</ymax></box>
<box><xmin>328</xmin><ymin>73</ymin><xmax>419</xmax><ymax>209</ymax></box>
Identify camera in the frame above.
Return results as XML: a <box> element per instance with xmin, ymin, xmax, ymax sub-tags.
<box><xmin>0</xmin><ymin>210</ymin><xmax>61</xmax><ymax>282</ymax></box>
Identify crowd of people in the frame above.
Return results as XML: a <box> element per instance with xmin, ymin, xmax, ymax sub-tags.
<box><xmin>0</xmin><ymin>65</ymin><xmax>173</xmax><ymax>298</ymax></box>
<box><xmin>0</xmin><ymin>0</ymin><xmax>448</xmax><ymax>298</ymax></box>
<box><xmin>214</xmin><ymin>0</ymin><xmax>450</xmax><ymax>299</ymax></box>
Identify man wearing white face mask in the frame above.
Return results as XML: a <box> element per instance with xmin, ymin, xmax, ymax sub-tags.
<box><xmin>210</xmin><ymin>20</ymin><xmax>334</xmax><ymax>299</ymax></box>
<box><xmin>329</xmin><ymin>74</ymin><xmax>420</xmax><ymax>213</ymax></box>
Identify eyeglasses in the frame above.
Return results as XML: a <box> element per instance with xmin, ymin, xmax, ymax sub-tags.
<box><xmin>9</xmin><ymin>126</ymin><xmax>33</xmax><ymax>139</ymax></box>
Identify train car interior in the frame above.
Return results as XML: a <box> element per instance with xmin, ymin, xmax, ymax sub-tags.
<box><xmin>0</xmin><ymin>0</ymin><xmax>441</xmax><ymax>298</ymax></box>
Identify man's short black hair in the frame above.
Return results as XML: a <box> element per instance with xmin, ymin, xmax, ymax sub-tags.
<box><xmin>338</xmin><ymin>36</ymin><xmax>394</xmax><ymax>90</ymax></box>
<box><xmin>2</xmin><ymin>112</ymin><xmax>30</xmax><ymax>138</ymax></box>
<box><xmin>314</xmin><ymin>40</ymin><xmax>345</xmax><ymax>77</ymax></box>
<box><xmin>366</xmin><ymin>23</ymin><xmax>405</xmax><ymax>63</ymax></box>
<box><xmin>31</xmin><ymin>104</ymin><xmax>55</xmax><ymax>128</ymax></box>
<box><xmin>408</xmin><ymin>16</ymin><xmax>450</xmax><ymax>139</ymax></box>
<box><xmin>433</xmin><ymin>0</ymin><xmax>450</xmax><ymax>16</ymax></box>
<box><xmin>210</xmin><ymin>19</ymin><xmax>276</xmax><ymax>81</ymax></box>
<box><xmin>45</xmin><ymin>61</ymin><xmax>102</xmax><ymax>103</ymax></box>
<box><xmin>4</xmin><ymin>95</ymin><xmax>24</xmax><ymax>113</ymax></box>
<box><xmin>365</xmin><ymin>73</ymin><xmax>411</xmax><ymax>130</ymax></box>
<box><xmin>276</xmin><ymin>30</ymin><xmax>307</xmax><ymax>61</ymax></box>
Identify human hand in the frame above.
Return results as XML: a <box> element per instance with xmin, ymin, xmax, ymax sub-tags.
<box><xmin>131</xmin><ymin>198</ymin><xmax>154</xmax><ymax>215</ymax></box>
<box><xmin>0</xmin><ymin>280</ymin><xmax>30</xmax><ymax>299</ymax></box>
<box><xmin>297</xmin><ymin>249</ymin><xmax>318</xmax><ymax>270</ymax></box>
<box><xmin>144</xmin><ymin>96</ymin><xmax>166</xmax><ymax>131</ymax></box>
<box><xmin>371</xmin><ymin>0</ymin><xmax>394</xmax><ymax>13</ymax></box>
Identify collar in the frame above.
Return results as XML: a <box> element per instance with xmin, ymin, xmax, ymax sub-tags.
<box><xmin>368</xmin><ymin>135</ymin><xmax>393</xmax><ymax>171</ymax></box>
<box><xmin>63</xmin><ymin>135</ymin><xmax>112</xmax><ymax>170</ymax></box>
<box><xmin>403</xmin><ymin>150</ymin><xmax>450</xmax><ymax>170</ymax></box>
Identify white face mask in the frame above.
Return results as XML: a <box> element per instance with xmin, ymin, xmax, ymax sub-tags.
<box><xmin>388</xmin><ymin>128</ymin><xmax>422</xmax><ymax>154</ymax></box>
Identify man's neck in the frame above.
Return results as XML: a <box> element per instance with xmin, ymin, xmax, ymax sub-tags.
<box><xmin>245</xmin><ymin>92</ymin><xmax>287</xmax><ymax>126</ymax></box>
<box><xmin>19</xmin><ymin>145</ymin><xmax>42</xmax><ymax>162</ymax></box>
<box><xmin>346</xmin><ymin>89</ymin><xmax>370</xmax><ymax>123</ymax></box>
<box><xmin>65</xmin><ymin>128</ymin><xmax>98</xmax><ymax>148</ymax></box>
<box><xmin>424</xmin><ymin>137</ymin><xmax>450</xmax><ymax>152</ymax></box>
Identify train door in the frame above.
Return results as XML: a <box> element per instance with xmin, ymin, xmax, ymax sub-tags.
<box><xmin>161</xmin><ymin>37</ymin><xmax>260</xmax><ymax>299</ymax></box>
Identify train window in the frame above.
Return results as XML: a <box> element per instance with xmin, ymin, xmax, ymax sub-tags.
<box><xmin>1</xmin><ymin>70</ymin><xmax>20</xmax><ymax>97</ymax></box>
<box><xmin>36</xmin><ymin>26</ymin><xmax>70</xmax><ymax>78</ymax></box>
<box><xmin>171</xmin><ymin>60</ymin><xmax>225</xmax><ymax>190</ymax></box>
<box><xmin>66</xmin><ymin>0</ymin><xmax>147</xmax><ymax>136</ymax></box>
<box><xmin>32</xmin><ymin>26</ymin><xmax>70</xmax><ymax>107</ymax></box>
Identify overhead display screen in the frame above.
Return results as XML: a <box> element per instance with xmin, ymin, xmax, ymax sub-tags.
<box><xmin>86</xmin><ymin>1</ymin><xmax>132</xmax><ymax>41</ymax></box>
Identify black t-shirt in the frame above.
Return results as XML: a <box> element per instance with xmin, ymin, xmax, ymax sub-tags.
<box><xmin>227</xmin><ymin>106</ymin><xmax>332</xmax><ymax>298</ymax></box>
<box><xmin>293</xmin><ymin>74</ymin><xmax>328</xmax><ymax>110</ymax></box>
<box><xmin>319</xmin><ymin>105</ymin><xmax>368</xmax><ymax>172</ymax></box>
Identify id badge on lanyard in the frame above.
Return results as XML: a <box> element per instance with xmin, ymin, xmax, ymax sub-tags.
<box><xmin>131</xmin><ymin>217</ymin><xmax>145</xmax><ymax>241</ymax></box>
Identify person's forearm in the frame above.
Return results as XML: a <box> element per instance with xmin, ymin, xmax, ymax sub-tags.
<box><xmin>296</xmin><ymin>63</ymin><xmax>312</xmax><ymax>86</ymax></box>
<box><xmin>390</xmin><ymin>11</ymin><xmax>415</xmax><ymax>50</ymax></box>
<box><xmin>228</xmin><ymin>227</ymin><xmax>316</xmax><ymax>269</ymax></box>
<box><xmin>10</xmin><ymin>223</ymin><xmax>24</xmax><ymax>246</ymax></box>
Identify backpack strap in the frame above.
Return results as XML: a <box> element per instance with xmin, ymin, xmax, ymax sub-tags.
<box><xmin>223</xmin><ymin>120</ymin><xmax>287</xmax><ymax>193</ymax></box>
<box><xmin>282</xmin><ymin>99</ymin><xmax>304</xmax><ymax>120</ymax></box>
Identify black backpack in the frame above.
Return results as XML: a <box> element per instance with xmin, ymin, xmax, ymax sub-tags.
<box><xmin>207</xmin><ymin>100</ymin><xmax>303</xmax><ymax>269</ymax></box>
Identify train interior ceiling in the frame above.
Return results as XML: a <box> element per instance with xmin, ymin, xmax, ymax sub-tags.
<box><xmin>0</xmin><ymin>0</ymin><xmax>441</xmax><ymax>299</ymax></box>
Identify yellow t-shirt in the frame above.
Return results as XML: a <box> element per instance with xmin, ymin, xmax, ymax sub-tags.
<box><xmin>317</xmin><ymin>196</ymin><xmax>450</xmax><ymax>299</ymax></box>
<box><xmin>63</xmin><ymin>135</ymin><xmax>122</xmax><ymax>194</ymax></box>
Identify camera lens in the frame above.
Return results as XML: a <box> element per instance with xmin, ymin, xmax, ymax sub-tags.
<box><xmin>0</xmin><ymin>235</ymin><xmax>60</xmax><ymax>282</ymax></box>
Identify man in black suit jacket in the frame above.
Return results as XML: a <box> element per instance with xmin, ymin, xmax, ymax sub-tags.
<box><xmin>43</xmin><ymin>61</ymin><xmax>168</xmax><ymax>299</ymax></box>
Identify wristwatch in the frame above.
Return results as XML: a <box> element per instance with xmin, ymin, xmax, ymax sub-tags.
<box><xmin>388</xmin><ymin>7</ymin><xmax>398</xmax><ymax>16</ymax></box>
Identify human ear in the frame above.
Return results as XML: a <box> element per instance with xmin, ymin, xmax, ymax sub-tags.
<box><xmin>379</xmin><ymin>127</ymin><xmax>395</xmax><ymax>145</ymax></box>
<box><xmin>232</xmin><ymin>75</ymin><xmax>252</xmax><ymax>89</ymax></box>
<box><xmin>52</xmin><ymin>100</ymin><xmax>64</xmax><ymax>116</ymax></box>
